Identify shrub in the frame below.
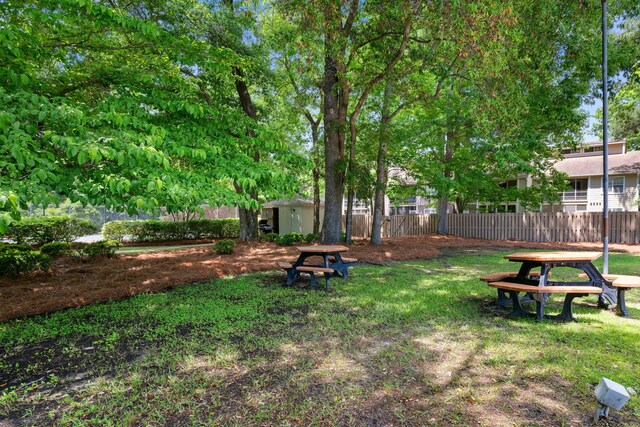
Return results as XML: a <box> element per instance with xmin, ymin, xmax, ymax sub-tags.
<box><xmin>0</xmin><ymin>242</ymin><xmax>33</xmax><ymax>253</ymax></box>
<box><xmin>102</xmin><ymin>219</ymin><xmax>240</xmax><ymax>243</ymax></box>
<box><xmin>82</xmin><ymin>240</ymin><xmax>122</xmax><ymax>257</ymax></box>
<box><xmin>275</xmin><ymin>232</ymin><xmax>304</xmax><ymax>246</ymax></box>
<box><xmin>0</xmin><ymin>249</ymin><xmax>51</xmax><ymax>277</ymax></box>
<box><xmin>40</xmin><ymin>242</ymin><xmax>72</xmax><ymax>259</ymax></box>
<box><xmin>213</xmin><ymin>239</ymin><xmax>235</xmax><ymax>255</ymax></box>
<box><xmin>4</xmin><ymin>216</ymin><xmax>96</xmax><ymax>245</ymax></box>
<box><xmin>303</xmin><ymin>233</ymin><xmax>319</xmax><ymax>243</ymax></box>
<box><xmin>260</xmin><ymin>232</ymin><xmax>279</xmax><ymax>242</ymax></box>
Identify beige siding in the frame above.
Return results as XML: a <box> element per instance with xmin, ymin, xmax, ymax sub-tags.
<box><xmin>587</xmin><ymin>174</ymin><xmax>639</xmax><ymax>212</ymax></box>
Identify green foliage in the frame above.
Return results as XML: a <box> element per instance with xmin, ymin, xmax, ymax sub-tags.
<box><xmin>40</xmin><ymin>242</ymin><xmax>73</xmax><ymax>259</ymax></box>
<box><xmin>213</xmin><ymin>239</ymin><xmax>235</xmax><ymax>255</ymax></box>
<box><xmin>0</xmin><ymin>191</ymin><xmax>20</xmax><ymax>234</ymax></box>
<box><xmin>260</xmin><ymin>232</ymin><xmax>279</xmax><ymax>242</ymax></box>
<box><xmin>302</xmin><ymin>233</ymin><xmax>319</xmax><ymax>243</ymax></box>
<box><xmin>275</xmin><ymin>232</ymin><xmax>304</xmax><ymax>246</ymax></box>
<box><xmin>608</xmin><ymin>18</ymin><xmax>640</xmax><ymax>148</ymax></box>
<box><xmin>4</xmin><ymin>216</ymin><xmax>96</xmax><ymax>245</ymax></box>
<box><xmin>0</xmin><ymin>0</ymin><xmax>302</xmax><ymax>225</ymax></box>
<box><xmin>101</xmin><ymin>219</ymin><xmax>240</xmax><ymax>243</ymax></box>
<box><xmin>0</xmin><ymin>249</ymin><xmax>50</xmax><ymax>277</ymax></box>
<box><xmin>0</xmin><ymin>242</ymin><xmax>33</xmax><ymax>253</ymax></box>
<box><xmin>82</xmin><ymin>240</ymin><xmax>122</xmax><ymax>258</ymax></box>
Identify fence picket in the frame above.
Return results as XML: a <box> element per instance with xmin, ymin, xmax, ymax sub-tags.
<box><xmin>345</xmin><ymin>212</ymin><xmax>640</xmax><ymax>244</ymax></box>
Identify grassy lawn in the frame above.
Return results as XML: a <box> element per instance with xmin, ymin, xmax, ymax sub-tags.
<box><xmin>1</xmin><ymin>249</ymin><xmax>639</xmax><ymax>426</ymax></box>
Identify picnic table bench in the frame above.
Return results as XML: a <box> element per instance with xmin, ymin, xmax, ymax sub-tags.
<box><xmin>279</xmin><ymin>245</ymin><xmax>358</xmax><ymax>290</ymax></box>
<box><xmin>578</xmin><ymin>273</ymin><xmax>640</xmax><ymax>316</ymax></box>
<box><xmin>481</xmin><ymin>252</ymin><xmax>615</xmax><ymax>322</ymax></box>
<box><xmin>487</xmin><ymin>281</ymin><xmax>602</xmax><ymax>321</ymax></box>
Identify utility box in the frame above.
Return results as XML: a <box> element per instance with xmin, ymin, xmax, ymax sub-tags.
<box><xmin>595</xmin><ymin>378</ymin><xmax>631</xmax><ymax>411</ymax></box>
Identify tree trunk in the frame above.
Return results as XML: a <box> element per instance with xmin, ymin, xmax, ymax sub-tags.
<box><xmin>436</xmin><ymin>196</ymin><xmax>449</xmax><ymax>235</ymax></box>
<box><xmin>371</xmin><ymin>79</ymin><xmax>393</xmax><ymax>245</ymax></box>
<box><xmin>436</xmin><ymin>132</ymin><xmax>454</xmax><ymax>235</ymax></box>
<box><xmin>311</xmin><ymin>120</ymin><xmax>321</xmax><ymax>235</ymax></box>
<box><xmin>238</xmin><ymin>205</ymin><xmax>259</xmax><ymax>241</ymax></box>
<box><xmin>320</xmin><ymin>49</ymin><xmax>348</xmax><ymax>244</ymax></box>
<box><xmin>232</xmin><ymin>68</ymin><xmax>260</xmax><ymax>241</ymax></box>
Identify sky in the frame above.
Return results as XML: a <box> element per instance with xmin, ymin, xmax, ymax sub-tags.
<box><xmin>582</xmin><ymin>101</ymin><xmax>601</xmax><ymax>142</ymax></box>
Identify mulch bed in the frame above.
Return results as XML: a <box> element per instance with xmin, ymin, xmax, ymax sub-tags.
<box><xmin>1</xmin><ymin>235</ymin><xmax>636</xmax><ymax>322</ymax></box>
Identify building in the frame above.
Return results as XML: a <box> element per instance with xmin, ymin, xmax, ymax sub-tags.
<box><xmin>262</xmin><ymin>196</ymin><xmax>324</xmax><ymax>235</ymax></box>
<box><xmin>547</xmin><ymin>140</ymin><xmax>640</xmax><ymax>212</ymax></box>
<box><xmin>370</xmin><ymin>140</ymin><xmax>640</xmax><ymax>215</ymax></box>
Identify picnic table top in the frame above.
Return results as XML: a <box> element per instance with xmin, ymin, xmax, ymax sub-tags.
<box><xmin>296</xmin><ymin>245</ymin><xmax>349</xmax><ymax>253</ymax></box>
<box><xmin>504</xmin><ymin>251</ymin><xmax>602</xmax><ymax>262</ymax></box>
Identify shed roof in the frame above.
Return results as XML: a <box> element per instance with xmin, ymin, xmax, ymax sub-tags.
<box><xmin>263</xmin><ymin>196</ymin><xmax>323</xmax><ymax>208</ymax></box>
<box><xmin>553</xmin><ymin>150</ymin><xmax>640</xmax><ymax>177</ymax></box>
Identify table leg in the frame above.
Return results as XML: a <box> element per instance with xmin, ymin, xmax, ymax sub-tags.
<box><xmin>507</xmin><ymin>291</ymin><xmax>533</xmax><ymax>318</ymax></box>
<box><xmin>496</xmin><ymin>289</ymin><xmax>512</xmax><ymax>307</ymax></box>
<box><xmin>617</xmin><ymin>288</ymin><xmax>629</xmax><ymax>317</ymax></box>
<box><xmin>555</xmin><ymin>293</ymin><xmax>586</xmax><ymax>322</ymax></box>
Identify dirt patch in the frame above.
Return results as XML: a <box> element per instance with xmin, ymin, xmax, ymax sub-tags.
<box><xmin>1</xmin><ymin>235</ymin><xmax>637</xmax><ymax>321</ymax></box>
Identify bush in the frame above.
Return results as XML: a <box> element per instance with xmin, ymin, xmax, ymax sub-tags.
<box><xmin>82</xmin><ymin>240</ymin><xmax>122</xmax><ymax>257</ymax></box>
<box><xmin>40</xmin><ymin>242</ymin><xmax>72</xmax><ymax>259</ymax></box>
<box><xmin>213</xmin><ymin>239</ymin><xmax>235</xmax><ymax>255</ymax></box>
<box><xmin>102</xmin><ymin>219</ymin><xmax>240</xmax><ymax>243</ymax></box>
<box><xmin>303</xmin><ymin>233</ymin><xmax>319</xmax><ymax>243</ymax></box>
<box><xmin>0</xmin><ymin>242</ymin><xmax>34</xmax><ymax>253</ymax></box>
<box><xmin>275</xmin><ymin>232</ymin><xmax>304</xmax><ymax>246</ymax></box>
<box><xmin>260</xmin><ymin>232</ymin><xmax>279</xmax><ymax>242</ymax></box>
<box><xmin>0</xmin><ymin>249</ymin><xmax>51</xmax><ymax>277</ymax></box>
<box><xmin>4</xmin><ymin>216</ymin><xmax>96</xmax><ymax>245</ymax></box>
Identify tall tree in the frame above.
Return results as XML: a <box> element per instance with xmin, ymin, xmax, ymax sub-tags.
<box><xmin>280</xmin><ymin>0</ymin><xmax>419</xmax><ymax>243</ymax></box>
<box><xmin>0</xmin><ymin>0</ymin><xmax>300</xmax><ymax>237</ymax></box>
<box><xmin>609</xmin><ymin>17</ymin><xmax>640</xmax><ymax>147</ymax></box>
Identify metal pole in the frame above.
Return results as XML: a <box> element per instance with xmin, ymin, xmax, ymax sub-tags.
<box><xmin>602</xmin><ymin>0</ymin><xmax>609</xmax><ymax>274</ymax></box>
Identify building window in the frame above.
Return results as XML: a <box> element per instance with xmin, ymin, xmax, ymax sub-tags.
<box><xmin>562</xmin><ymin>179</ymin><xmax>588</xmax><ymax>201</ymax></box>
<box><xmin>608</xmin><ymin>176</ymin><xmax>624</xmax><ymax>193</ymax></box>
<box><xmin>499</xmin><ymin>180</ymin><xmax>518</xmax><ymax>189</ymax></box>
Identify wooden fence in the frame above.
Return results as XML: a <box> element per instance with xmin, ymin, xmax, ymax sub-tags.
<box><xmin>346</xmin><ymin>212</ymin><xmax>640</xmax><ymax>244</ymax></box>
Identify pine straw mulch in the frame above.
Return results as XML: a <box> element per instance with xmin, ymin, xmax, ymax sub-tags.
<box><xmin>1</xmin><ymin>235</ymin><xmax>638</xmax><ymax>322</ymax></box>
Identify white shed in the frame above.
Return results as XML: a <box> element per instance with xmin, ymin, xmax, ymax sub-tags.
<box><xmin>262</xmin><ymin>196</ymin><xmax>324</xmax><ymax>235</ymax></box>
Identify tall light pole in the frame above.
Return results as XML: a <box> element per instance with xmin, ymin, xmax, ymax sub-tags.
<box><xmin>602</xmin><ymin>0</ymin><xmax>609</xmax><ymax>274</ymax></box>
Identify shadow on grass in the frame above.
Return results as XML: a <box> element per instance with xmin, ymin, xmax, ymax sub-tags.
<box><xmin>1</xmin><ymin>252</ymin><xmax>639</xmax><ymax>425</ymax></box>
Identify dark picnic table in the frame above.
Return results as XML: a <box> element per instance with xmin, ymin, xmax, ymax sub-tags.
<box><xmin>486</xmin><ymin>251</ymin><xmax>617</xmax><ymax>321</ymax></box>
<box><xmin>279</xmin><ymin>245</ymin><xmax>357</xmax><ymax>290</ymax></box>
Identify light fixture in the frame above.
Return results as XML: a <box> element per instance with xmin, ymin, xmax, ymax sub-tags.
<box><xmin>594</xmin><ymin>377</ymin><xmax>630</xmax><ymax>421</ymax></box>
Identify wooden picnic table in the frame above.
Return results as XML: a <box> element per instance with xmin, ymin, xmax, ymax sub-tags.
<box><xmin>278</xmin><ymin>245</ymin><xmax>358</xmax><ymax>290</ymax></box>
<box><xmin>482</xmin><ymin>251</ymin><xmax>617</xmax><ymax>321</ymax></box>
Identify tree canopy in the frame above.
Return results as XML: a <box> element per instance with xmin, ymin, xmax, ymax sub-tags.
<box><xmin>1</xmin><ymin>0</ymin><xmax>638</xmax><ymax>239</ymax></box>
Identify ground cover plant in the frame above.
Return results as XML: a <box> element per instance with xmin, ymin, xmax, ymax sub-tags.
<box><xmin>1</xmin><ymin>249</ymin><xmax>638</xmax><ymax>426</ymax></box>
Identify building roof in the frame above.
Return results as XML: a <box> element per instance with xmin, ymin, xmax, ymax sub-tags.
<box><xmin>263</xmin><ymin>196</ymin><xmax>323</xmax><ymax>208</ymax></box>
<box><xmin>553</xmin><ymin>150</ymin><xmax>640</xmax><ymax>177</ymax></box>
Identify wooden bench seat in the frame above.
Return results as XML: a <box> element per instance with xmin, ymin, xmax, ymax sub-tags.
<box><xmin>328</xmin><ymin>256</ymin><xmax>358</xmax><ymax>263</ymax></box>
<box><xmin>480</xmin><ymin>271</ymin><xmax>541</xmax><ymax>282</ymax></box>
<box><xmin>481</xmin><ymin>272</ymin><xmax>542</xmax><ymax>307</ymax></box>
<box><xmin>296</xmin><ymin>265</ymin><xmax>335</xmax><ymax>273</ymax></box>
<box><xmin>278</xmin><ymin>262</ymin><xmax>335</xmax><ymax>289</ymax></box>
<box><xmin>280</xmin><ymin>262</ymin><xmax>333</xmax><ymax>273</ymax></box>
<box><xmin>578</xmin><ymin>273</ymin><xmax>640</xmax><ymax>316</ymax></box>
<box><xmin>487</xmin><ymin>281</ymin><xmax>601</xmax><ymax>321</ymax></box>
<box><xmin>488</xmin><ymin>282</ymin><xmax>602</xmax><ymax>295</ymax></box>
<box><xmin>289</xmin><ymin>257</ymin><xmax>358</xmax><ymax>265</ymax></box>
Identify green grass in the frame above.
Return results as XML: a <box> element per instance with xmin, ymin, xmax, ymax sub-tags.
<box><xmin>1</xmin><ymin>249</ymin><xmax>639</xmax><ymax>426</ymax></box>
